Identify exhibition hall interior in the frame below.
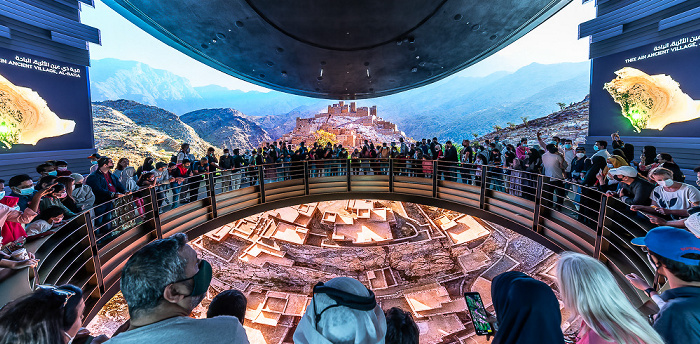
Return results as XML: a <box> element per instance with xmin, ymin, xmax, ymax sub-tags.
<box><xmin>1</xmin><ymin>0</ymin><xmax>700</xmax><ymax>343</ymax></box>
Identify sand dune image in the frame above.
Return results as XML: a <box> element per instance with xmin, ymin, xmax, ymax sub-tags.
<box><xmin>0</xmin><ymin>73</ymin><xmax>75</xmax><ymax>148</ymax></box>
<box><xmin>604</xmin><ymin>67</ymin><xmax>700</xmax><ymax>132</ymax></box>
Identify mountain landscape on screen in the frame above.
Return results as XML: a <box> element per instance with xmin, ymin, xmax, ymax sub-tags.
<box><xmin>90</xmin><ymin>59</ymin><xmax>590</xmax><ymax>154</ymax></box>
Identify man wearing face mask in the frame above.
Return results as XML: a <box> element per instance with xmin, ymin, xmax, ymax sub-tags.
<box><xmin>561</xmin><ymin>139</ymin><xmax>575</xmax><ymax>178</ymax></box>
<box><xmin>569</xmin><ymin>147</ymin><xmax>590</xmax><ymax>182</ymax></box>
<box><xmin>591</xmin><ymin>140</ymin><xmax>611</xmax><ymax>159</ymax></box>
<box><xmin>36</xmin><ymin>163</ymin><xmax>57</xmax><ymax>178</ymax></box>
<box><xmin>88</xmin><ymin>153</ymin><xmax>102</xmax><ymax>174</ymax></box>
<box><xmin>631</xmin><ymin>167</ymin><xmax>700</xmax><ymax>220</ymax></box>
<box><xmin>606</xmin><ymin>166</ymin><xmax>655</xmax><ymax>206</ymax></box>
<box><xmin>108</xmin><ymin>233</ymin><xmax>249</xmax><ymax>344</ymax></box>
<box><xmin>8</xmin><ymin>174</ymin><xmax>36</xmax><ymax>211</ymax></box>
<box><xmin>627</xmin><ymin>227</ymin><xmax>700</xmax><ymax>344</ymax></box>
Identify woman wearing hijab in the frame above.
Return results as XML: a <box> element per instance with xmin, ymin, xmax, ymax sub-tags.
<box><xmin>118</xmin><ymin>166</ymin><xmax>139</xmax><ymax>193</ymax></box>
<box><xmin>557</xmin><ymin>252</ymin><xmax>664</xmax><ymax>344</ymax></box>
<box><xmin>491</xmin><ymin>271</ymin><xmax>564</xmax><ymax>344</ymax></box>
<box><xmin>294</xmin><ymin>277</ymin><xmax>387</xmax><ymax>344</ymax></box>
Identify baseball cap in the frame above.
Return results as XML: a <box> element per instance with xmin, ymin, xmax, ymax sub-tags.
<box><xmin>631</xmin><ymin>226</ymin><xmax>700</xmax><ymax>266</ymax></box>
<box><xmin>87</xmin><ymin>153</ymin><xmax>102</xmax><ymax>159</ymax></box>
<box><xmin>608</xmin><ymin>166</ymin><xmax>637</xmax><ymax>178</ymax></box>
<box><xmin>685</xmin><ymin>213</ymin><xmax>700</xmax><ymax>238</ymax></box>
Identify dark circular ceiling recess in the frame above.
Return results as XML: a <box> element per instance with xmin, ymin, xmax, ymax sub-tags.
<box><xmin>102</xmin><ymin>0</ymin><xmax>572</xmax><ymax>99</ymax></box>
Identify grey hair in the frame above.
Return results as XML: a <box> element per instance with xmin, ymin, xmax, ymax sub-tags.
<box><xmin>120</xmin><ymin>233</ymin><xmax>190</xmax><ymax>319</ymax></box>
<box><xmin>556</xmin><ymin>252</ymin><xmax>664</xmax><ymax>344</ymax></box>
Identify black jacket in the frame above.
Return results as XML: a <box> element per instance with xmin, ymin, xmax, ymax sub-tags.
<box><xmin>619</xmin><ymin>178</ymin><xmax>655</xmax><ymax>206</ymax></box>
<box><xmin>85</xmin><ymin>170</ymin><xmax>126</xmax><ymax>205</ymax></box>
<box><xmin>443</xmin><ymin>146</ymin><xmax>458</xmax><ymax>162</ymax></box>
<box><xmin>654</xmin><ymin>287</ymin><xmax>700</xmax><ymax>344</ymax></box>
<box><xmin>219</xmin><ymin>154</ymin><xmax>234</xmax><ymax>169</ymax></box>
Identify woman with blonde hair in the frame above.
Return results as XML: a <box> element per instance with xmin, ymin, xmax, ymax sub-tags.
<box><xmin>557</xmin><ymin>252</ymin><xmax>664</xmax><ymax>344</ymax></box>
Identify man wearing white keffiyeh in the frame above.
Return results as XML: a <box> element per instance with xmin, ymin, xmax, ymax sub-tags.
<box><xmin>293</xmin><ymin>277</ymin><xmax>387</xmax><ymax>344</ymax></box>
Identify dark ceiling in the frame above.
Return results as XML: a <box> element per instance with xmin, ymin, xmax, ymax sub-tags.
<box><xmin>102</xmin><ymin>0</ymin><xmax>572</xmax><ymax>99</ymax></box>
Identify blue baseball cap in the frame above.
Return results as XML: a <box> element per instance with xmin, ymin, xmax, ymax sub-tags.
<box><xmin>631</xmin><ymin>226</ymin><xmax>700</xmax><ymax>266</ymax></box>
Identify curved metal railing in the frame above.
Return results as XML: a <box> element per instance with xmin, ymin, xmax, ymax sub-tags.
<box><xmin>0</xmin><ymin>158</ymin><xmax>656</xmax><ymax>321</ymax></box>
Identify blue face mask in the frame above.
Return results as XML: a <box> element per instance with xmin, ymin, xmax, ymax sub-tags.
<box><xmin>593</xmin><ymin>146</ymin><xmax>600</xmax><ymax>151</ymax></box>
<box><xmin>47</xmin><ymin>171</ymin><xmax>58</xmax><ymax>176</ymax></box>
<box><xmin>564</xmin><ymin>144</ymin><xmax>572</xmax><ymax>149</ymax></box>
<box><xmin>0</xmin><ymin>191</ymin><xmax>5</xmax><ymax>199</ymax></box>
<box><xmin>19</xmin><ymin>187</ymin><xmax>35</xmax><ymax>196</ymax></box>
<box><xmin>91</xmin><ymin>160</ymin><xmax>98</xmax><ymax>165</ymax></box>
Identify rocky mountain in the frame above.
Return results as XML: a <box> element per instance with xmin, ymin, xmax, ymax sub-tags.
<box><xmin>89</xmin><ymin>58</ymin><xmax>591</xmax><ymax>142</ymax></box>
<box><xmin>476</xmin><ymin>95</ymin><xmax>590</xmax><ymax>145</ymax></box>
<box><xmin>366</xmin><ymin>62</ymin><xmax>591</xmax><ymax>141</ymax></box>
<box><xmin>180</xmin><ymin>108</ymin><xmax>272</xmax><ymax>150</ymax></box>
<box><xmin>90</xmin><ymin>59</ymin><xmax>201</xmax><ymax>106</ymax></box>
<box><xmin>93</xmin><ymin>100</ymin><xmax>220</xmax><ymax>158</ymax></box>
<box><xmin>93</xmin><ymin>104</ymin><xmax>188</xmax><ymax>164</ymax></box>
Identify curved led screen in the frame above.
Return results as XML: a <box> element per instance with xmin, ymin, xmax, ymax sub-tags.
<box><xmin>590</xmin><ymin>29</ymin><xmax>700</xmax><ymax>137</ymax></box>
<box><xmin>0</xmin><ymin>47</ymin><xmax>93</xmax><ymax>153</ymax></box>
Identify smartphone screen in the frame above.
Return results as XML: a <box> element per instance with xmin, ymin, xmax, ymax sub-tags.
<box><xmin>464</xmin><ymin>292</ymin><xmax>494</xmax><ymax>335</ymax></box>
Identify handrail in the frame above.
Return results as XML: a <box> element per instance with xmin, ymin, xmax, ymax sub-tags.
<box><xmin>0</xmin><ymin>158</ymin><xmax>656</xmax><ymax>323</ymax></box>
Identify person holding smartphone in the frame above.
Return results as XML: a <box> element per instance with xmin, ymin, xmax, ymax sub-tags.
<box><xmin>488</xmin><ymin>271</ymin><xmax>564</xmax><ymax>344</ymax></box>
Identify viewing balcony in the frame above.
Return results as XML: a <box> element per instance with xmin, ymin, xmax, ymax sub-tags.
<box><xmin>0</xmin><ymin>158</ymin><xmax>656</xmax><ymax>322</ymax></box>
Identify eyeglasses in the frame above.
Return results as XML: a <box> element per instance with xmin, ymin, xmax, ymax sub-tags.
<box><xmin>37</xmin><ymin>285</ymin><xmax>76</xmax><ymax>307</ymax></box>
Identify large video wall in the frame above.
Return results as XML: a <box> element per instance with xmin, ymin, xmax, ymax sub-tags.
<box><xmin>589</xmin><ymin>29</ymin><xmax>700</xmax><ymax>137</ymax></box>
<box><xmin>0</xmin><ymin>47</ymin><xmax>93</xmax><ymax>153</ymax></box>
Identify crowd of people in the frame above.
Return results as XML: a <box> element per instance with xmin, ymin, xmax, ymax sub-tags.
<box><xmin>0</xmin><ymin>226</ymin><xmax>698</xmax><ymax>344</ymax></box>
<box><xmin>0</xmin><ymin>132</ymin><xmax>699</xmax><ymax>343</ymax></box>
<box><xmin>4</xmin><ymin>130</ymin><xmax>699</xmax><ymax>247</ymax></box>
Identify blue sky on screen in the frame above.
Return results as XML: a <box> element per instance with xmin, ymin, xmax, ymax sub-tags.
<box><xmin>82</xmin><ymin>0</ymin><xmax>595</xmax><ymax>93</ymax></box>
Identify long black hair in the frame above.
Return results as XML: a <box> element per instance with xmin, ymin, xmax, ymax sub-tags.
<box><xmin>0</xmin><ymin>284</ymin><xmax>83</xmax><ymax>344</ymax></box>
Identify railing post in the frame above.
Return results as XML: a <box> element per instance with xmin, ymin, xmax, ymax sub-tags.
<box><xmin>389</xmin><ymin>159</ymin><xmax>394</xmax><ymax>193</ymax></box>
<box><xmin>84</xmin><ymin>210</ymin><xmax>105</xmax><ymax>294</ymax></box>
<box><xmin>432</xmin><ymin>160</ymin><xmax>439</xmax><ymax>198</ymax></box>
<box><xmin>594</xmin><ymin>194</ymin><xmax>609</xmax><ymax>259</ymax></box>
<box><xmin>479</xmin><ymin>165</ymin><xmax>487</xmax><ymax>209</ymax></box>
<box><xmin>532</xmin><ymin>175</ymin><xmax>544</xmax><ymax>233</ymax></box>
<box><xmin>346</xmin><ymin>159</ymin><xmax>351</xmax><ymax>192</ymax></box>
<box><xmin>148</xmin><ymin>186</ymin><xmax>163</xmax><ymax>239</ymax></box>
<box><xmin>303</xmin><ymin>161</ymin><xmax>310</xmax><ymax>195</ymax></box>
<box><xmin>258</xmin><ymin>165</ymin><xmax>266</xmax><ymax>203</ymax></box>
<box><xmin>207</xmin><ymin>172</ymin><xmax>218</xmax><ymax>219</ymax></box>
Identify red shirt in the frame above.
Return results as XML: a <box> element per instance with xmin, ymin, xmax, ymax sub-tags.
<box><xmin>103</xmin><ymin>171</ymin><xmax>116</xmax><ymax>193</ymax></box>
